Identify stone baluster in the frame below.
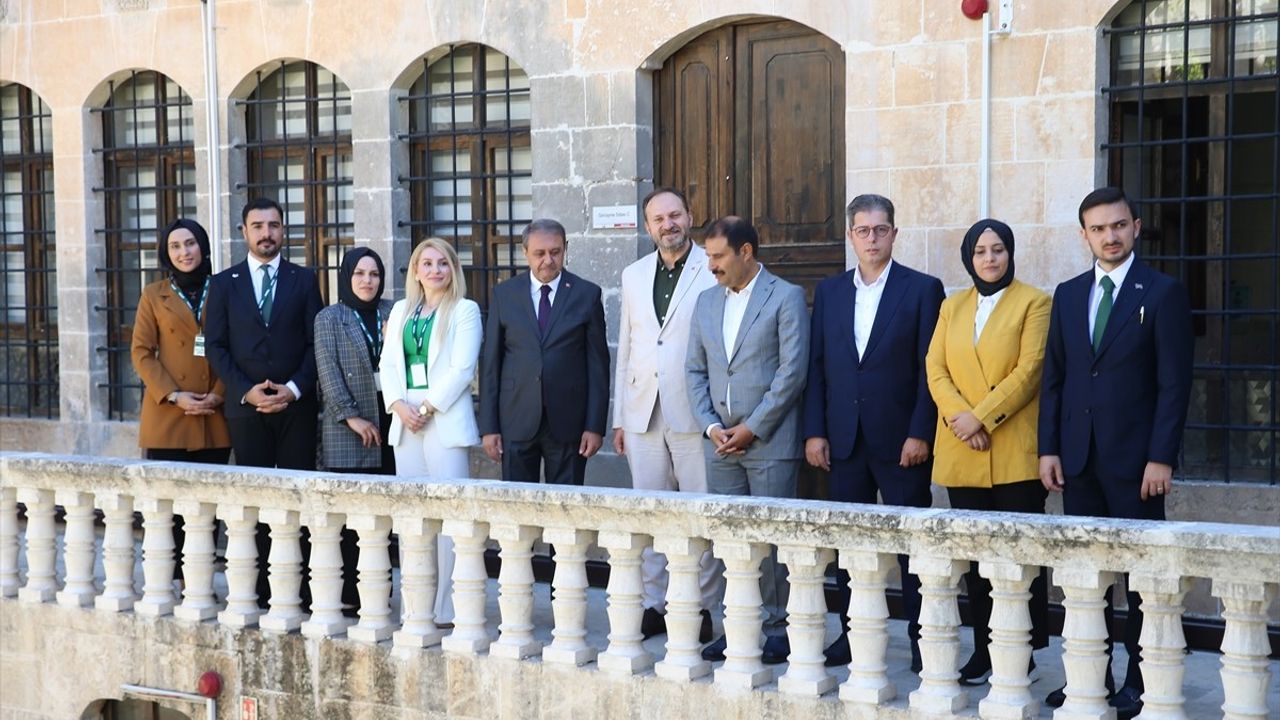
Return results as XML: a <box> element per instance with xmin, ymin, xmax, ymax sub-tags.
<box><xmin>778</xmin><ymin>545</ymin><xmax>836</xmax><ymax>697</ymax></box>
<box><xmin>135</xmin><ymin>498</ymin><xmax>177</xmax><ymax>616</ymax></box>
<box><xmin>95</xmin><ymin>494</ymin><xmax>136</xmax><ymax>612</ymax></box>
<box><xmin>909</xmin><ymin>555</ymin><xmax>967</xmax><ymax>715</ymax></box>
<box><xmin>713</xmin><ymin>539</ymin><xmax>773</xmax><ymax>689</ymax></box>
<box><xmin>55</xmin><ymin>490</ymin><xmax>96</xmax><ymax>608</ymax></box>
<box><xmin>541</xmin><ymin>527</ymin><xmax>598</xmax><ymax>666</ymax></box>
<box><xmin>490</xmin><ymin>523</ymin><xmax>543</xmax><ymax>659</ymax></box>
<box><xmin>217</xmin><ymin>505</ymin><xmax>261</xmax><ymax>628</ymax></box>
<box><xmin>347</xmin><ymin>515</ymin><xmax>393</xmax><ymax>642</ymax></box>
<box><xmin>440</xmin><ymin>519</ymin><xmax>491</xmax><ymax>654</ymax></box>
<box><xmin>259</xmin><ymin>509</ymin><xmax>306</xmax><ymax>633</ymax></box>
<box><xmin>301</xmin><ymin>513</ymin><xmax>350</xmax><ymax>638</ymax></box>
<box><xmin>173</xmin><ymin>501</ymin><xmax>218</xmax><ymax>621</ymax></box>
<box><xmin>16</xmin><ymin>488</ymin><xmax>55</xmax><ymax>603</ymax></box>
<box><xmin>1054</xmin><ymin>567</ymin><xmax>1116</xmax><ymax>720</ymax></box>
<box><xmin>1213</xmin><ymin>579</ymin><xmax>1275</xmax><ymax>720</ymax></box>
<box><xmin>978</xmin><ymin>560</ymin><xmax>1039</xmax><ymax>720</ymax></box>
<box><xmin>653</xmin><ymin>535</ymin><xmax>712</xmax><ymax>681</ymax></box>
<box><xmin>839</xmin><ymin>550</ymin><xmax>897</xmax><ymax>707</ymax></box>
<box><xmin>0</xmin><ymin>487</ymin><xmax>18</xmax><ymax>598</ymax></box>
<box><xmin>1131</xmin><ymin>573</ymin><xmax>1191</xmax><ymax>719</ymax></box>
<box><xmin>392</xmin><ymin>516</ymin><xmax>444</xmax><ymax>649</ymax></box>
<box><xmin>598</xmin><ymin>530</ymin><xmax>654</xmax><ymax>674</ymax></box>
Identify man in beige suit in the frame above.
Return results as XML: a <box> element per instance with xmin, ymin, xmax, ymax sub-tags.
<box><xmin>613</xmin><ymin>187</ymin><xmax>720</xmax><ymax>641</ymax></box>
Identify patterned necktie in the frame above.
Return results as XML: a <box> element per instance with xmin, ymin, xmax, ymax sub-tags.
<box><xmin>260</xmin><ymin>264</ymin><xmax>275</xmax><ymax>325</ymax></box>
<box><xmin>1092</xmin><ymin>275</ymin><xmax>1115</xmax><ymax>351</ymax></box>
<box><xmin>537</xmin><ymin>284</ymin><xmax>552</xmax><ymax>334</ymax></box>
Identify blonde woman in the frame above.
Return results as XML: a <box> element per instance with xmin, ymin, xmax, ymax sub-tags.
<box><xmin>381</xmin><ymin>237</ymin><xmax>482</xmax><ymax>625</ymax></box>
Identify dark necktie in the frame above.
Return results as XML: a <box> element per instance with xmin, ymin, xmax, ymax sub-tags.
<box><xmin>537</xmin><ymin>284</ymin><xmax>552</xmax><ymax>334</ymax></box>
<box><xmin>259</xmin><ymin>264</ymin><xmax>275</xmax><ymax>325</ymax></box>
<box><xmin>1092</xmin><ymin>275</ymin><xmax>1115</xmax><ymax>351</ymax></box>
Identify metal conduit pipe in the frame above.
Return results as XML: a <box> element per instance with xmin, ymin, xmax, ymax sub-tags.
<box><xmin>201</xmin><ymin>0</ymin><xmax>224</xmax><ymax>270</ymax></box>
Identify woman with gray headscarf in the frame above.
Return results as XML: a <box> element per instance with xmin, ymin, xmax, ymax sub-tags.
<box><xmin>925</xmin><ymin>218</ymin><xmax>1052</xmax><ymax>684</ymax></box>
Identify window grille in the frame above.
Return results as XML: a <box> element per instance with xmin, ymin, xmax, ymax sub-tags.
<box><xmin>1104</xmin><ymin>0</ymin><xmax>1278</xmax><ymax>482</ymax></box>
<box><xmin>239</xmin><ymin>61</ymin><xmax>353</xmax><ymax>301</ymax></box>
<box><xmin>0</xmin><ymin>83</ymin><xmax>57</xmax><ymax>418</ymax></box>
<box><xmin>94</xmin><ymin>71</ymin><xmax>195</xmax><ymax>420</ymax></box>
<box><xmin>400</xmin><ymin>45</ymin><xmax>532</xmax><ymax>309</ymax></box>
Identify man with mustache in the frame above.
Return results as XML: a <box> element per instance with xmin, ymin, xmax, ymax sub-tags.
<box><xmin>1038</xmin><ymin>187</ymin><xmax>1193</xmax><ymax>719</ymax></box>
<box><xmin>479</xmin><ymin>218</ymin><xmax>609</xmax><ymax>485</ymax></box>
<box><xmin>613</xmin><ymin>187</ymin><xmax>719</xmax><ymax>642</ymax></box>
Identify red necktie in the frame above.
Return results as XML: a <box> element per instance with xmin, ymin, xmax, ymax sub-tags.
<box><xmin>538</xmin><ymin>284</ymin><xmax>551</xmax><ymax>334</ymax></box>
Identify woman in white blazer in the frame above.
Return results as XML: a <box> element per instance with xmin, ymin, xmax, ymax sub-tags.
<box><xmin>380</xmin><ymin>237</ymin><xmax>482</xmax><ymax>625</ymax></box>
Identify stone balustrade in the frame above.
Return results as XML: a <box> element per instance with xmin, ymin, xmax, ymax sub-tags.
<box><xmin>1</xmin><ymin>453</ymin><xmax>1277</xmax><ymax>719</ymax></box>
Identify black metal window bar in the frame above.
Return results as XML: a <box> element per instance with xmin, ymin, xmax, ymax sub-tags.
<box><xmin>0</xmin><ymin>83</ymin><xmax>57</xmax><ymax>419</ymax></box>
<box><xmin>94</xmin><ymin>71</ymin><xmax>196</xmax><ymax>421</ymax></box>
<box><xmin>1104</xmin><ymin>0</ymin><xmax>1278</xmax><ymax>483</ymax></box>
<box><xmin>400</xmin><ymin>45</ymin><xmax>532</xmax><ymax>310</ymax></box>
<box><xmin>238</xmin><ymin>61</ymin><xmax>353</xmax><ymax>302</ymax></box>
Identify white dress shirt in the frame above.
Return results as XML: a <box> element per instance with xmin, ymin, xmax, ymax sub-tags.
<box><xmin>1088</xmin><ymin>252</ymin><xmax>1134</xmax><ymax>338</ymax></box>
<box><xmin>853</xmin><ymin>259</ymin><xmax>893</xmax><ymax>359</ymax></box>
<box><xmin>706</xmin><ymin>264</ymin><xmax>762</xmax><ymax>435</ymax></box>
<box><xmin>974</xmin><ymin>287</ymin><xmax>1006</xmax><ymax>344</ymax></box>
<box><xmin>242</xmin><ymin>253</ymin><xmax>302</xmax><ymax>401</ymax></box>
<box><xmin>530</xmin><ymin>271</ymin><xmax>563</xmax><ymax>313</ymax></box>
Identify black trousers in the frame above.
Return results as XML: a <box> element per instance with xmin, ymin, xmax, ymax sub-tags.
<box><xmin>1062</xmin><ymin>442</ymin><xmax>1166</xmax><ymax>693</ymax></box>
<box><xmin>144</xmin><ymin>447</ymin><xmax>231</xmax><ymax>580</ymax></box>
<box><xmin>946</xmin><ymin>480</ymin><xmax>1050</xmax><ymax>656</ymax></box>
<box><xmin>501</xmin><ymin>412</ymin><xmax>586</xmax><ymax>485</ymax></box>
<box><xmin>329</xmin><ymin>463</ymin><xmax>395</xmax><ymax>616</ymax></box>
<box><xmin>827</xmin><ymin>428</ymin><xmax>934</xmax><ymax>648</ymax></box>
<box><xmin>228</xmin><ymin>406</ymin><xmax>318</xmax><ymax>609</ymax></box>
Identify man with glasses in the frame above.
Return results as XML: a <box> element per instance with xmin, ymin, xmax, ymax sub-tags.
<box><xmin>801</xmin><ymin>193</ymin><xmax>945</xmax><ymax>671</ymax></box>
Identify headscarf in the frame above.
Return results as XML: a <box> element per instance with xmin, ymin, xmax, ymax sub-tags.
<box><xmin>157</xmin><ymin>218</ymin><xmax>213</xmax><ymax>299</ymax></box>
<box><xmin>337</xmin><ymin>247</ymin><xmax>387</xmax><ymax>368</ymax></box>
<box><xmin>960</xmin><ymin>218</ymin><xmax>1015</xmax><ymax>296</ymax></box>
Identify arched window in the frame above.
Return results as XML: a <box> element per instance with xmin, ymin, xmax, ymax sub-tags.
<box><xmin>96</xmin><ymin>71</ymin><xmax>196</xmax><ymax>420</ymax></box>
<box><xmin>241</xmin><ymin>60</ymin><xmax>353</xmax><ymax>300</ymax></box>
<box><xmin>0</xmin><ymin>82</ymin><xmax>57</xmax><ymax>418</ymax></box>
<box><xmin>1105</xmin><ymin>0</ymin><xmax>1278</xmax><ymax>482</ymax></box>
<box><xmin>402</xmin><ymin>45</ymin><xmax>532</xmax><ymax>309</ymax></box>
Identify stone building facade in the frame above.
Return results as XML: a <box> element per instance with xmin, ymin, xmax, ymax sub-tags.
<box><xmin>1</xmin><ymin>0</ymin><xmax>1276</xmax><ymax>498</ymax></box>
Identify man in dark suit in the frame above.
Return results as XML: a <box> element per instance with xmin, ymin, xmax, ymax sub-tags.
<box><xmin>205</xmin><ymin>197</ymin><xmax>324</xmax><ymax>608</ymax></box>
<box><xmin>479</xmin><ymin>218</ymin><xmax>609</xmax><ymax>485</ymax></box>
<box><xmin>802</xmin><ymin>193</ymin><xmax>945</xmax><ymax>671</ymax></box>
<box><xmin>1039</xmin><ymin>187</ymin><xmax>1194</xmax><ymax>719</ymax></box>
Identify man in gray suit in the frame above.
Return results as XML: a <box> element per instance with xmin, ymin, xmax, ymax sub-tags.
<box><xmin>686</xmin><ymin>216</ymin><xmax>810</xmax><ymax>664</ymax></box>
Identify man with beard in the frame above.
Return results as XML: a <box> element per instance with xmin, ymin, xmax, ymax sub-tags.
<box><xmin>613</xmin><ymin>187</ymin><xmax>719</xmax><ymax>642</ymax></box>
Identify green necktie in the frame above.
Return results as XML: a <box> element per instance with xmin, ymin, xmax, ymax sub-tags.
<box><xmin>259</xmin><ymin>264</ymin><xmax>275</xmax><ymax>325</ymax></box>
<box><xmin>1092</xmin><ymin>275</ymin><xmax>1115</xmax><ymax>351</ymax></box>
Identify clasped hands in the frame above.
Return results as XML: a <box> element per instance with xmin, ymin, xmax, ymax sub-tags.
<box><xmin>947</xmin><ymin>411</ymin><xmax>990</xmax><ymax>451</ymax></box>
<box><xmin>710</xmin><ymin>423</ymin><xmax>755</xmax><ymax>456</ymax></box>
<box><xmin>172</xmin><ymin>391</ymin><xmax>223</xmax><ymax>416</ymax></box>
<box><xmin>244</xmin><ymin>380</ymin><xmax>295</xmax><ymax>413</ymax></box>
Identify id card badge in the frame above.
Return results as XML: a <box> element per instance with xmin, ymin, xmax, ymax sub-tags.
<box><xmin>373</xmin><ymin>371</ymin><xmax>382</xmax><ymax>392</ymax></box>
<box><xmin>193</xmin><ymin>333</ymin><xmax>206</xmax><ymax>357</ymax></box>
<box><xmin>409</xmin><ymin>362</ymin><xmax>427</xmax><ymax>387</ymax></box>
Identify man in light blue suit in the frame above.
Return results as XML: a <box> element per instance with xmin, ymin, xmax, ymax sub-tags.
<box><xmin>686</xmin><ymin>216</ymin><xmax>810</xmax><ymax>665</ymax></box>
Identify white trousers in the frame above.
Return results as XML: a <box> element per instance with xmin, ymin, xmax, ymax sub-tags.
<box><xmin>393</xmin><ymin>389</ymin><xmax>469</xmax><ymax>624</ymax></box>
<box><xmin>624</xmin><ymin>397</ymin><xmax>722</xmax><ymax>611</ymax></box>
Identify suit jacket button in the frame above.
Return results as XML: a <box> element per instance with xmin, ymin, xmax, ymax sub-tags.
<box><xmin>657</xmin><ymin>340</ymin><xmax>663</xmax><ymax>346</ymax></box>
<box><xmin>1092</xmin><ymin>370</ymin><xmax>1099</xmax><ymax>377</ymax></box>
<box><xmin>990</xmin><ymin>386</ymin><xmax>995</xmax><ymax>390</ymax></box>
<box><xmin>1084</xmin><ymin>408</ymin><xmax>1091</xmax><ymax>414</ymax></box>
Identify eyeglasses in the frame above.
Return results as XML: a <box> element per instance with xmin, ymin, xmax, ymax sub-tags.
<box><xmin>851</xmin><ymin>224</ymin><xmax>894</xmax><ymax>240</ymax></box>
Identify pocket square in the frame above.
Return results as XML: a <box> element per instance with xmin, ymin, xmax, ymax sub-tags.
<box><xmin>1134</xmin><ymin>283</ymin><xmax>1143</xmax><ymax>290</ymax></box>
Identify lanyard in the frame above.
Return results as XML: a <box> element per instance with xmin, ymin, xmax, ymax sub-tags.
<box><xmin>257</xmin><ymin>265</ymin><xmax>276</xmax><ymax>312</ymax></box>
<box><xmin>353</xmin><ymin>307</ymin><xmax>383</xmax><ymax>358</ymax></box>
<box><xmin>409</xmin><ymin>303</ymin><xmax>435</xmax><ymax>356</ymax></box>
<box><xmin>170</xmin><ymin>276</ymin><xmax>210</xmax><ymax>325</ymax></box>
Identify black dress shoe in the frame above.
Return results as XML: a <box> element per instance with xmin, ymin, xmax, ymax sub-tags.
<box><xmin>701</xmin><ymin>634</ymin><xmax>727</xmax><ymax>661</ymax></box>
<box><xmin>1109</xmin><ymin>686</ymin><xmax>1144</xmax><ymax>720</ymax></box>
<box><xmin>910</xmin><ymin>644</ymin><xmax>923</xmax><ymax>674</ymax></box>
<box><xmin>760</xmin><ymin>635</ymin><xmax>790</xmax><ymax>665</ymax></box>
<box><xmin>823</xmin><ymin>634</ymin><xmax>851</xmax><ymax>667</ymax></box>
<box><xmin>699</xmin><ymin>609</ymin><xmax>713</xmax><ymax>643</ymax></box>
<box><xmin>957</xmin><ymin>653</ymin><xmax>992</xmax><ymax>686</ymax></box>
<box><xmin>640</xmin><ymin>607</ymin><xmax>667</xmax><ymax>639</ymax></box>
<box><xmin>1047</xmin><ymin>674</ymin><xmax>1114</xmax><ymax>709</ymax></box>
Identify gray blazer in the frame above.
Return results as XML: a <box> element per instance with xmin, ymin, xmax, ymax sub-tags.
<box><xmin>314</xmin><ymin>299</ymin><xmax>393</xmax><ymax>470</ymax></box>
<box><xmin>686</xmin><ymin>265</ymin><xmax>810</xmax><ymax>460</ymax></box>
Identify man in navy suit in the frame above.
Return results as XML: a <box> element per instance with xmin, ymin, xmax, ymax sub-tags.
<box><xmin>802</xmin><ymin>194</ymin><xmax>945</xmax><ymax>671</ymax></box>
<box><xmin>1039</xmin><ymin>187</ymin><xmax>1193</xmax><ymax>719</ymax></box>
<box><xmin>479</xmin><ymin>218</ymin><xmax>610</xmax><ymax>485</ymax></box>
<box><xmin>205</xmin><ymin>197</ymin><xmax>324</xmax><ymax>608</ymax></box>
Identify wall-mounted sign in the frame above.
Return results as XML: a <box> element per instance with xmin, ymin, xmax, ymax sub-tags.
<box><xmin>241</xmin><ymin>697</ymin><xmax>259</xmax><ymax>720</ymax></box>
<box><xmin>591</xmin><ymin>205</ymin><xmax>638</xmax><ymax>229</ymax></box>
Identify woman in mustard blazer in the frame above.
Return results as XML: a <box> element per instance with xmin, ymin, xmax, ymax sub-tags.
<box><xmin>925</xmin><ymin>218</ymin><xmax>1051</xmax><ymax>685</ymax></box>
<box><xmin>131</xmin><ymin>218</ymin><xmax>231</xmax><ymax>462</ymax></box>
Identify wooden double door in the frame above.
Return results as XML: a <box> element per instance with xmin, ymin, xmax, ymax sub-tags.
<box><xmin>655</xmin><ymin>19</ymin><xmax>846</xmax><ymax>299</ymax></box>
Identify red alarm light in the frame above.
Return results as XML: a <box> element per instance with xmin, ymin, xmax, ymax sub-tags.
<box><xmin>196</xmin><ymin>671</ymin><xmax>222</xmax><ymax>698</ymax></box>
<box><xmin>962</xmin><ymin>0</ymin><xmax>989</xmax><ymax>20</ymax></box>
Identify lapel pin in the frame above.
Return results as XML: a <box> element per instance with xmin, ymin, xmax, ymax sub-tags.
<box><xmin>231</xmin><ymin>273</ymin><xmax>240</xmax><ymax>278</ymax></box>
<box><xmin>1135</xmin><ymin>283</ymin><xmax>1144</xmax><ymax>290</ymax></box>
<box><xmin>1140</xmin><ymin>306</ymin><xmax>1145</xmax><ymax>324</ymax></box>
